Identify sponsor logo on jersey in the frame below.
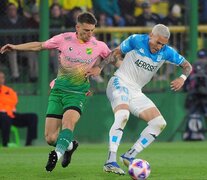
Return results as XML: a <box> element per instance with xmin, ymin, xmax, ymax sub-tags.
<box><xmin>91</xmin><ymin>40</ymin><xmax>97</xmax><ymax>46</ymax></box>
<box><xmin>135</xmin><ymin>59</ymin><xmax>158</xmax><ymax>72</ymax></box>
<box><xmin>64</xmin><ymin>36</ymin><xmax>72</xmax><ymax>41</ymax></box>
<box><xmin>65</xmin><ymin>56</ymin><xmax>93</xmax><ymax>64</ymax></box>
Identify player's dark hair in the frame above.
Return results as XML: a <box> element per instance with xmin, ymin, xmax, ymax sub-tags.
<box><xmin>77</xmin><ymin>12</ymin><xmax>97</xmax><ymax>25</ymax></box>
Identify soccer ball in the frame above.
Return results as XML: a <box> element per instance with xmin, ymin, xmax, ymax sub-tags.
<box><xmin>128</xmin><ymin>159</ymin><xmax>151</xmax><ymax>180</ymax></box>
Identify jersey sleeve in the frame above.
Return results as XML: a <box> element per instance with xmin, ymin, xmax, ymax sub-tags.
<box><xmin>99</xmin><ymin>42</ymin><xmax>111</xmax><ymax>58</ymax></box>
<box><xmin>42</xmin><ymin>33</ymin><xmax>63</xmax><ymax>50</ymax></box>
<box><xmin>120</xmin><ymin>34</ymin><xmax>138</xmax><ymax>54</ymax></box>
<box><xmin>165</xmin><ymin>46</ymin><xmax>185</xmax><ymax>65</ymax></box>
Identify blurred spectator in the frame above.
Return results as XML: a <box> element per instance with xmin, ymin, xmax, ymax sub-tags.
<box><xmin>61</xmin><ymin>0</ymin><xmax>93</xmax><ymax>14</ymax></box>
<box><xmin>162</xmin><ymin>4</ymin><xmax>183</xmax><ymax>26</ymax></box>
<box><xmin>49</xmin><ymin>3</ymin><xmax>66</xmax><ymax>77</ymax></box>
<box><xmin>8</xmin><ymin>0</ymin><xmax>39</xmax><ymax>18</ymax></box>
<box><xmin>183</xmin><ymin>49</ymin><xmax>207</xmax><ymax>141</ymax></box>
<box><xmin>0</xmin><ymin>3</ymin><xmax>28</xmax><ymax>81</ymax></box>
<box><xmin>199</xmin><ymin>0</ymin><xmax>207</xmax><ymax>24</ymax></box>
<box><xmin>96</xmin><ymin>13</ymin><xmax>113</xmax><ymax>27</ymax></box>
<box><xmin>134</xmin><ymin>0</ymin><xmax>144</xmax><ymax>17</ymax></box>
<box><xmin>9</xmin><ymin>0</ymin><xmax>25</xmax><ymax>16</ymax></box>
<box><xmin>184</xmin><ymin>49</ymin><xmax>207</xmax><ymax>114</ymax></box>
<box><xmin>96</xmin><ymin>12</ymin><xmax>112</xmax><ymax>47</ymax></box>
<box><xmin>24</xmin><ymin>5</ymin><xmax>39</xmax><ymax>82</ymax></box>
<box><xmin>162</xmin><ymin>4</ymin><xmax>183</xmax><ymax>51</ymax></box>
<box><xmin>191</xmin><ymin>49</ymin><xmax>207</xmax><ymax>78</ymax></box>
<box><xmin>26</xmin><ymin>5</ymin><xmax>39</xmax><ymax>29</ymax></box>
<box><xmin>135</xmin><ymin>1</ymin><xmax>161</xmax><ymax>26</ymax></box>
<box><xmin>22</xmin><ymin>0</ymin><xmax>39</xmax><ymax>18</ymax></box>
<box><xmin>149</xmin><ymin>0</ymin><xmax>168</xmax><ymax>17</ymax></box>
<box><xmin>0</xmin><ymin>71</ymin><xmax>38</xmax><ymax>146</ymax></box>
<box><xmin>0</xmin><ymin>0</ymin><xmax>8</xmax><ymax>17</ymax></box>
<box><xmin>50</xmin><ymin>3</ymin><xmax>65</xmax><ymax>30</ymax></box>
<box><xmin>118</xmin><ymin>0</ymin><xmax>136</xmax><ymax>26</ymax></box>
<box><xmin>93</xmin><ymin>0</ymin><xmax>125</xmax><ymax>26</ymax></box>
<box><xmin>64</xmin><ymin>7</ymin><xmax>82</xmax><ymax>29</ymax></box>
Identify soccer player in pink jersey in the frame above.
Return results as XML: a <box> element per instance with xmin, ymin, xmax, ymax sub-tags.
<box><xmin>0</xmin><ymin>12</ymin><xmax>111</xmax><ymax>172</ymax></box>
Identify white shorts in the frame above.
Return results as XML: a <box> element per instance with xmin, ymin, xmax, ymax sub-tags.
<box><xmin>106</xmin><ymin>76</ymin><xmax>156</xmax><ymax>117</ymax></box>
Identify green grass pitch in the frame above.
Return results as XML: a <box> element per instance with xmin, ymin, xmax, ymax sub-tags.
<box><xmin>0</xmin><ymin>142</ymin><xmax>207</xmax><ymax>180</ymax></box>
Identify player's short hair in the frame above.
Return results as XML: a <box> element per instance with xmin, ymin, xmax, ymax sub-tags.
<box><xmin>152</xmin><ymin>24</ymin><xmax>170</xmax><ymax>39</ymax></box>
<box><xmin>77</xmin><ymin>12</ymin><xmax>97</xmax><ymax>25</ymax></box>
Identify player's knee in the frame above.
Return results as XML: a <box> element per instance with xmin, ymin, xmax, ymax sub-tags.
<box><xmin>149</xmin><ymin>116</ymin><xmax>167</xmax><ymax>131</ymax></box>
<box><xmin>114</xmin><ymin>109</ymin><xmax>130</xmax><ymax>129</ymax></box>
<box><xmin>45</xmin><ymin>133</ymin><xmax>57</xmax><ymax>145</ymax></box>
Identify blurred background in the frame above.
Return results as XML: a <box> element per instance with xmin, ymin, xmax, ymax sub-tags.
<box><xmin>0</xmin><ymin>0</ymin><xmax>206</xmax><ymax>146</ymax></box>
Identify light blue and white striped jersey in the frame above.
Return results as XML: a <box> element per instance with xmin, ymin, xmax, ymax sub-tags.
<box><xmin>114</xmin><ymin>34</ymin><xmax>185</xmax><ymax>90</ymax></box>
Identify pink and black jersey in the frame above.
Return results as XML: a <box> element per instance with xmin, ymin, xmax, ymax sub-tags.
<box><xmin>43</xmin><ymin>32</ymin><xmax>111</xmax><ymax>92</ymax></box>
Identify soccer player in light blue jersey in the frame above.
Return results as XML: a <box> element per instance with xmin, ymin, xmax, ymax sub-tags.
<box><xmin>103</xmin><ymin>24</ymin><xmax>192</xmax><ymax>175</ymax></box>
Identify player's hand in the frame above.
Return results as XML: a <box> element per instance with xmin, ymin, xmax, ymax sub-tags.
<box><xmin>0</xmin><ymin>44</ymin><xmax>16</xmax><ymax>54</ymax></box>
<box><xmin>85</xmin><ymin>66</ymin><xmax>102</xmax><ymax>77</ymax></box>
<box><xmin>170</xmin><ymin>77</ymin><xmax>185</xmax><ymax>91</ymax></box>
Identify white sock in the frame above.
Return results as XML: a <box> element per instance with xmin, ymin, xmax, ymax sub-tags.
<box><xmin>56</xmin><ymin>151</ymin><xmax>63</xmax><ymax>160</ymax></box>
<box><xmin>107</xmin><ymin>151</ymin><xmax>117</xmax><ymax>163</ymax></box>
<box><xmin>109</xmin><ymin>110</ymin><xmax>130</xmax><ymax>152</ymax></box>
<box><xmin>126</xmin><ymin>116</ymin><xmax>166</xmax><ymax>158</ymax></box>
<box><xmin>55</xmin><ymin>141</ymin><xmax>73</xmax><ymax>160</ymax></box>
<box><xmin>125</xmin><ymin>143</ymin><xmax>143</xmax><ymax>158</ymax></box>
<box><xmin>67</xmin><ymin>141</ymin><xmax>73</xmax><ymax>151</ymax></box>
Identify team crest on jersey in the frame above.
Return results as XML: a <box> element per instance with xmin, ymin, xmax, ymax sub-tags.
<box><xmin>139</xmin><ymin>48</ymin><xmax>145</xmax><ymax>54</ymax></box>
<box><xmin>86</xmin><ymin>48</ymin><xmax>92</xmax><ymax>54</ymax></box>
<box><xmin>157</xmin><ymin>55</ymin><xmax>162</xmax><ymax>62</ymax></box>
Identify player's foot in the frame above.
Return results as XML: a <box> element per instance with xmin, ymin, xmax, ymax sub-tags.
<box><xmin>120</xmin><ymin>154</ymin><xmax>134</xmax><ymax>167</ymax></box>
<box><xmin>61</xmin><ymin>140</ymin><xmax>79</xmax><ymax>168</ymax></box>
<box><xmin>103</xmin><ymin>162</ymin><xmax>125</xmax><ymax>175</ymax></box>
<box><xmin>45</xmin><ymin>150</ymin><xmax>58</xmax><ymax>172</ymax></box>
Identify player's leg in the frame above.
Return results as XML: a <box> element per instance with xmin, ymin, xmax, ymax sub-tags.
<box><xmin>45</xmin><ymin>110</ymin><xmax>80</xmax><ymax>172</ymax></box>
<box><xmin>60</xmin><ymin>92</ymin><xmax>87</xmax><ymax>168</ymax></box>
<box><xmin>104</xmin><ymin>105</ymin><xmax>129</xmax><ymax>175</ymax></box>
<box><xmin>121</xmin><ymin>94</ymin><xmax>166</xmax><ymax>167</ymax></box>
<box><xmin>55</xmin><ymin>109</ymin><xmax>80</xmax><ymax>164</ymax></box>
<box><xmin>45</xmin><ymin>116</ymin><xmax>62</xmax><ymax>172</ymax></box>
<box><xmin>49</xmin><ymin>90</ymin><xmax>88</xmax><ymax>169</ymax></box>
<box><xmin>45</xmin><ymin>88</ymin><xmax>64</xmax><ymax>171</ymax></box>
<box><xmin>105</xmin><ymin>105</ymin><xmax>130</xmax><ymax>162</ymax></box>
<box><xmin>61</xmin><ymin>139</ymin><xmax>79</xmax><ymax>168</ymax></box>
<box><xmin>104</xmin><ymin>77</ymin><xmax>130</xmax><ymax>175</ymax></box>
<box><xmin>60</xmin><ymin>110</ymin><xmax>80</xmax><ymax>168</ymax></box>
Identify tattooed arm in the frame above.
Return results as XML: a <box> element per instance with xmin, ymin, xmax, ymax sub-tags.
<box><xmin>180</xmin><ymin>59</ymin><xmax>192</xmax><ymax>78</ymax></box>
<box><xmin>98</xmin><ymin>46</ymin><xmax>124</xmax><ymax>70</ymax></box>
<box><xmin>86</xmin><ymin>47</ymin><xmax>124</xmax><ymax>77</ymax></box>
<box><xmin>170</xmin><ymin>59</ymin><xmax>192</xmax><ymax>91</ymax></box>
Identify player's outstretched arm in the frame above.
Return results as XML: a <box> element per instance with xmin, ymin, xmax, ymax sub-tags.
<box><xmin>170</xmin><ymin>59</ymin><xmax>192</xmax><ymax>91</ymax></box>
<box><xmin>0</xmin><ymin>42</ymin><xmax>43</xmax><ymax>54</ymax></box>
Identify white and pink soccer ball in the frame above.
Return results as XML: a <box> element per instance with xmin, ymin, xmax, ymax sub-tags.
<box><xmin>128</xmin><ymin>159</ymin><xmax>151</xmax><ymax>180</ymax></box>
